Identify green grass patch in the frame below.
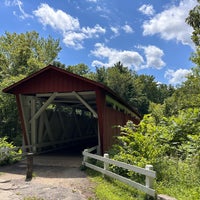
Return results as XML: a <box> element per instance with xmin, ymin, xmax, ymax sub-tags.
<box><xmin>155</xmin><ymin>158</ymin><xmax>200</xmax><ymax>200</ymax></box>
<box><xmin>156</xmin><ymin>183</ymin><xmax>200</xmax><ymax>200</ymax></box>
<box><xmin>23</xmin><ymin>197</ymin><xmax>44</xmax><ymax>200</ymax></box>
<box><xmin>86</xmin><ymin>169</ymin><xmax>147</xmax><ymax>200</ymax></box>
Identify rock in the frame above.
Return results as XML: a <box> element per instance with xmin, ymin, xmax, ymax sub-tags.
<box><xmin>157</xmin><ymin>194</ymin><xmax>177</xmax><ymax>200</ymax></box>
<box><xmin>0</xmin><ymin>179</ymin><xmax>11</xmax><ymax>183</ymax></box>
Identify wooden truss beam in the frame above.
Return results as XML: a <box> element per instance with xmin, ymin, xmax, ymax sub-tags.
<box><xmin>72</xmin><ymin>91</ymin><xmax>98</xmax><ymax>118</ymax></box>
<box><xmin>29</xmin><ymin>92</ymin><xmax>57</xmax><ymax>123</ymax></box>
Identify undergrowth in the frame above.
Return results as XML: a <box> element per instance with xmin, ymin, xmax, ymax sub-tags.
<box><xmin>86</xmin><ymin>169</ymin><xmax>147</xmax><ymax>200</ymax></box>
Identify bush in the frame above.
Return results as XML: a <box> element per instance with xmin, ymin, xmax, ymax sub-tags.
<box><xmin>109</xmin><ymin>110</ymin><xmax>200</xmax><ymax>199</ymax></box>
<box><xmin>0</xmin><ymin>136</ymin><xmax>22</xmax><ymax>165</ymax></box>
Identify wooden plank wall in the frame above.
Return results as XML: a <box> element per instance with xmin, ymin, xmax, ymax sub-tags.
<box><xmin>103</xmin><ymin>106</ymin><xmax>133</xmax><ymax>152</ymax></box>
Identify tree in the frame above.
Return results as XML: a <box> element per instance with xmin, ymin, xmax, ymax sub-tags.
<box><xmin>90</xmin><ymin>62</ymin><xmax>174</xmax><ymax>116</ymax></box>
<box><xmin>0</xmin><ymin>31</ymin><xmax>61</xmax><ymax>80</ymax></box>
<box><xmin>186</xmin><ymin>0</ymin><xmax>200</xmax><ymax>47</ymax></box>
<box><xmin>66</xmin><ymin>63</ymin><xmax>90</xmax><ymax>76</ymax></box>
<box><xmin>52</xmin><ymin>60</ymin><xmax>66</xmax><ymax>69</ymax></box>
<box><xmin>0</xmin><ymin>31</ymin><xmax>61</xmax><ymax>143</ymax></box>
<box><xmin>186</xmin><ymin>0</ymin><xmax>200</xmax><ymax>67</ymax></box>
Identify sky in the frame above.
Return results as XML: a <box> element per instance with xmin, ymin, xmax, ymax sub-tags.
<box><xmin>0</xmin><ymin>0</ymin><xmax>198</xmax><ymax>85</ymax></box>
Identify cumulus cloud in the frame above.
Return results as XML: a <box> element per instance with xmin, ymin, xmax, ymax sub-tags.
<box><xmin>140</xmin><ymin>45</ymin><xmax>166</xmax><ymax>69</ymax></box>
<box><xmin>138</xmin><ymin>4</ymin><xmax>155</xmax><ymax>16</ymax></box>
<box><xmin>91</xmin><ymin>43</ymin><xmax>166</xmax><ymax>70</ymax></box>
<box><xmin>164</xmin><ymin>68</ymin><xmax>192</xmax><ymax>85</ymax></box>
<box><xmin>122</xmin><ymin>24</ymin><xmax>134</xmax><ymax>33</ymax></box>
<box><xmin>142</xmin><ymin>0</ymin><xmax>196</xmax><ymax>47</ymax></box>
<box><xmin>33</xmin><ymin>3</ymin><xmax>105</xmax><ymax>49</ymax></box>
<box><xmin>91</xmin><ymin>43</ymin><xmax>144</xmax><ymax>70</ymax></box>
<box><xmin>110</xmin><ymin>26</ymin><xmax>120</xmax><ymax>37</ymax></box>
<box><xmin>5</xmin><ymin>0</ymin><xmax>32</xmax><ymax>19</ymax></box>
<box><xmin>33</xmin><ymin>4</ymin><xmax>80</xmax><ymax>32</ymax></box>
<box><xmin>110</xmin><ymin>24</ymin><xmax>133</xmax><ymax>38</ymax></box>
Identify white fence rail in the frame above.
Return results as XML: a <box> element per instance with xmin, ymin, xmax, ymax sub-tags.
<box><xmin>82</xmin><ymin>148</ymin><xmax>156</xmax><ymax>197</ymax></box>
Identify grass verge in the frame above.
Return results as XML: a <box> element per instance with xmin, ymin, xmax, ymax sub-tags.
<box><xmin>86</xmin><ymin>169</ymin><xmax>147</xmax><ymax>200</ymax></box>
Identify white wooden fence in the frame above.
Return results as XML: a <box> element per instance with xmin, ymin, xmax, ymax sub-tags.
<box><xmin>82</xmin><ymin>147</ymin><xmax>156</xmax><ymax>197</ymax></box>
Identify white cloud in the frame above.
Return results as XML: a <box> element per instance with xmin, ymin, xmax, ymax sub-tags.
<box><xmin>5</xmin><ymin>0</ymin><xmax>32</xmax><ymax>19</ymax></box>
<box><xmin>164</xmin><ymin>68</ymin><xmax>192</xmax><ymax>85</ymax></box>
<box><xmin>86</xmin><ymin>0</ymin><xmax>97</xmax><ymax>2</ymax></box>
<box><xmin>110</xmin><ymin>26</ymin><xmax>120</xmax><ymax>37</ymax></box>
<box><xmin>122</xmin><ymin>24</ymin><xmax>134</xmax><ymax>33</ymax></box>
<box><xmin>110</xmin><ymin>24</ymin><xmax>133</xmax><ymax>38</ymax></box>
<box><xmin>139</xmin><ymin>4</ymin><xmax>155</xmax><ymax>16</ymax></box>
<box><xmin>63</xmin><ymin>25</ymin><xmax>106</xmax><ymax>49</ymax></box>
<box><xmin>91</xmin><ymin>43</ymin><xmax>144</xmax><ymax>70</ymax></box>
<box><xmin>142</xmin><ymin>0</ymin><xmax>196</xmax><ymax>47</ymax></box>
<box><xmin>91</xmin><ymin>43</ymin><xmax>166</xmax><ymax>70</ymax></box>
<box><xmin>140</xmin><ymin>45</ymin><xmax>166</xmax><ymax>69</ymax></box>
<box><xmin>33</xmin><ymin>4</ymin><xmax>80</xmax><ymax>32</ymax></box>
<box><xmin>82</xmin><ymin>24</ymin><xmax>105</xmax><ymax>36</ymax></box>
<box><xmin>33</xmin><ymin>4</ymin><xmax>105</xmax><ymax>49</ymax></box>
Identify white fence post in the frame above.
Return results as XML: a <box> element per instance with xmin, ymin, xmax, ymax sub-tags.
<box><xmin>104</xmin><ymin>153</ymin><xmax>109</xmax><ymax>171</ymax></box>
<box><xmin>83</xmin><ymin>149</ymin><xmax>89</xmax><ymax>165</ymax></box>
<box><xmin>103</xmin><ymin>153</ymin><xmax>109</xmax><ymax>178</ymax></box>
<box><xmin>145</xmin><ymin>165</ymin><xmax>154</xmax><ymax>189</ymax></box>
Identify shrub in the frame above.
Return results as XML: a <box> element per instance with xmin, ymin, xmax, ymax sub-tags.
<box><xmin>0</xmin><ymin>136</ymin><xmax>22</xmax><ymax>165</ymax></box>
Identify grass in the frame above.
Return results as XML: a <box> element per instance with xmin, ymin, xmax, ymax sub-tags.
<box><xmin>86</xmin><ymin>169</ymin><xmax>147</xmax><ymax>200</ymax></box>
<box><xmin>156</xmin><ymin>183</ymin><xmax>200</xmax><ymax>200</ymax></box>
<box><xmin>0</xmin><ymin>172</ymin><xmax>4</xmax><ymax>176</ymax></box>
<box><xmin>23</xmin><ymin>197</ymin><xmax>44</xmax><ymax>200</ymax></box>
<box><xmin>85</xmin><ymin>156</ymin><xmax>200</xmax><ymax>200</ymax></box>
<box><xmin>155</xmin><ymin>157</ymin><xmax>200</xmax><ymax>200</ymax></box>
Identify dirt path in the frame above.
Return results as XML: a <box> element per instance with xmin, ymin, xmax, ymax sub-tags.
<box><xmin>0</xmin><ymin>153</ymin><xmax>96</xmax><ymax>200</ymax></box>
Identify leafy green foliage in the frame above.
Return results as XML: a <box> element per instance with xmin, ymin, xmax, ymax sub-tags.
<box><xmin>109</xmin><ymin>107</ymin><xmax>200</xmax><ymax>199</ymax></box>
<box><xmin>0</xmin><ymin>31</ymin><xmax>61</xmax><ymax>79</ymax></box>
<box><xmin>0</xmin><ymin>31</ymin><xmax>61</xmax><ymax>142</ymax></box>
<box><xmin>92</xmin><ymin>62</ymin><xmax>174</xmax><ymax>115</ymax></box>
<box><xmin>0</xmin><ymin>137</ymin><xmax>22</xmax><ymax>165</ymax></box>
<box><xmin>185</xmin><ymin>0</ymin><xmax>200</xmax><ymax>47</ymax></box>
<box><xmin>66</xmin><ymin>63</ymin><xmax>90</xmax><ymax>76</ymax></box>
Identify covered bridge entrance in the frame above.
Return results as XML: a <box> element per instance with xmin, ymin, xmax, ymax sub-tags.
<box><xmin>3</xmin><ymin>65</ymin><xmax>141</xmax><ymax>154</ymax></box>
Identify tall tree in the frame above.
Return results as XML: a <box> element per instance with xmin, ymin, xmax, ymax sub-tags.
<box><xmin>0</xmin><ymin>31</ymin><xmax>61</xmax><ymax>143</ymax></box>
<box><xmin>186</xmin><ymin>0</ymin><xmax>200</xmax><ymax>66</ymax></box>
<box><xmin>0</xmin><ymin>31</ymin><xmax>61</xmax><ymax>80</ymax></box>
<box><xmin>66</xmin><ymin>63</ymin><xmax>90</xmax><ymax>76</ymax></box>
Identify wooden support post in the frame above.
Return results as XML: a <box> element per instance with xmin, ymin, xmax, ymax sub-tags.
<box><xmin>31</xmin><ymin>98</ymin><xmax>37</xmax><ymax>153</ymax></box>
<box><xmin>97</xmin><ymin>126</ymin><xmax>101</xmax><ymax>155</ymax></box>
<box><xmin>26</xmin><ymin>153</ymin><xmax>34</xmax><ymax>181</ymax></box>
<box><xmin>18</xmin><ymin>95</ymin><xmax>31</xmax><ymax>149</ymax></box>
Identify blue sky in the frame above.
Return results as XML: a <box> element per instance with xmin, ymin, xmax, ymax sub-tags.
<box><xmin>0</xmin><ymin>0</ymin><xmax>198</xmax><ymax>85</ymax></box>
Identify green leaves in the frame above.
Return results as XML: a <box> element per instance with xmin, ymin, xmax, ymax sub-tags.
<box><xmin>0</xmin><ymin>31</ymin><xmax>61</xmax><ymax>142</ymax></box>
<box><xmin>0</xmin><ymin>137</ymin><xmax>22</xmax><ymax>165</ymax></box>
<box><xmin>0</xmin><ymin>31</ymin><xmax>61</xmax><ymax>79</ymax></box>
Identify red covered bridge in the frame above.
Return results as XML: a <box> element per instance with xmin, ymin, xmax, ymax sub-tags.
<box><xmin>3</xmin><ymin>65</ymin><xmax>141</xmax><ymax>154</ymax></box>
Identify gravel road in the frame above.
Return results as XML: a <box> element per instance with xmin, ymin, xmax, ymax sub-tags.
<box><xmin>0</xmin><ymin>153</ymin><xmax>96</xmax><ymax>200</ymax></box>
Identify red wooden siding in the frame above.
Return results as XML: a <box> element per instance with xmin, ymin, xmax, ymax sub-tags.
<box><xmin>103</xmin><ymin>106</ymin><xmax>135</xmax><ymax>152</ymax></box>
<box><xmin>8</xmin><ymin>68</ymin><xmax>99</xmax><ymax>94</ymax></box>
